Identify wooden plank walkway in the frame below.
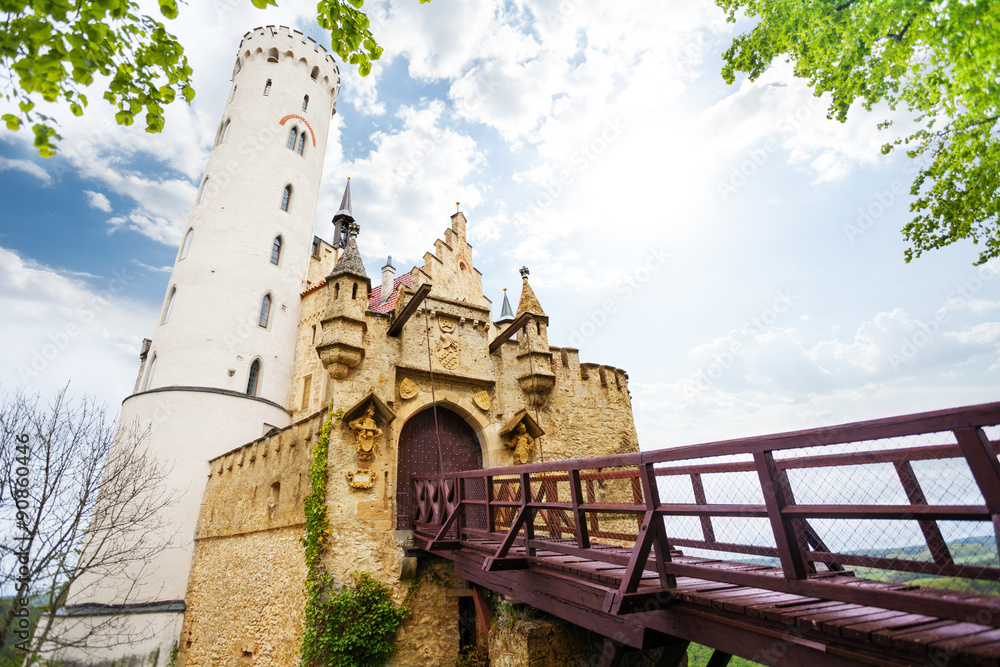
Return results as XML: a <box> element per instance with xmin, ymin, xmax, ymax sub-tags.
<box><xmin>418</xmin><ymin>532</ymin><xmax>1000</xmax><ymax>666</ymax></box>
<box><xmin>413</xmin><ymin>403</ymin><xmax>1000</xmax><ymax>666</ymax></box>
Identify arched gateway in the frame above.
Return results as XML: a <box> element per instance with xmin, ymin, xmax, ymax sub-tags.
<box><xmin>396</xmin><ymin>406</ymin><xmax>482</xmax><ymax>529</ymax></box>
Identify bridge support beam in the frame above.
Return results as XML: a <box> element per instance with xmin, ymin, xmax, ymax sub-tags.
<box><xmin>468</xmin><ymin>583</ymin><xmax>492</xmax><ymax>637</ymax></box>
<box><xmin>654</xmin><ymin>639</ymin><xmax>690</xmax><ymax>667</ymax></box>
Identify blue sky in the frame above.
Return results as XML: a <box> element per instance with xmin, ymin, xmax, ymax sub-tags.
<box><xmin>1</xmin><ymin>0</ymin><xmax>997</xmax><ymax>447</ymax></box>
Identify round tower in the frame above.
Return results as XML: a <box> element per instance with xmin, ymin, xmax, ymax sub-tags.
<box><xmin>144</xmin><ymin>25</ymin><xmax>340</xmax><ymax>399</ymax></box>
<box><xmin>56</xmin><ymin>27</ymin><xmax>340</xmax><ymax>665</ymax></box>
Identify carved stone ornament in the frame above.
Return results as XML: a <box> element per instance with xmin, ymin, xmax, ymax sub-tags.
<box><xmin>472</xmin><ymin>390</ymin><xmax>491</xmax><ymax>411</ymax></box>
<box><xmin>346</xmin><ymin>469</ymin><xmax>376</xmax><ymax>489</ymax></box>
<box><xmin>399</xmin><ymin>377</ymin><xmax>420</xmax><ymax>400</ymax></box>
<box><xmin>348</xmin><ymin>403</ymin><xmax>383</xmax><ymax>461</ymax></box>
<box><xmin>434</xmin><ymin>333</ymin><xmax>459</xmax><ymax>370</ymax></box>
<box><xmin>506</xmin><ymin>422</ymin><xmax>535</xmax><ymax>465</ymax></box>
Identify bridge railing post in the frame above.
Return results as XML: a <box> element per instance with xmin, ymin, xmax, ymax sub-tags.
<box><xmin>955</xmin><ymin>427</ymin><xmax>1000</xmax><ymax>558</ymax></box>
<box><xmin>486</xmin><ymin>474</ymin><xmax>496</xmax><ymax>534</ymax></box>
<box><xmin>754</xmin><ymin>450</ymin><xmax>808</xmax><ymax>580</ymax></box>
<box><xmin>569</xmin><ymin>468</ymin><xmax>590</xmax><ymax>550</ymax></box>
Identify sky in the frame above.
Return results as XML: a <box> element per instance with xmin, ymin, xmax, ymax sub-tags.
<box><xmin>0</xmin><ymin>0</ymin><xmax>997</xmax><ymax>449</ymax></box>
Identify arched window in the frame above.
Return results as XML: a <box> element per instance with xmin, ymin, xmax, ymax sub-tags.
<box><xmin>246</xmin><ymin>359</ymin><xmax>261</xmax><ymax>396</ymax></box>
<box><xmin>302</xmin><ymin>95</ymin><xmax>309</xmax><ymax>111</ymax></box>
<box><xmin>142</xmin><ymin>354</ymin><xmax>157</xmax><ymax>392</ymax></box>
<box><xmin>267</xmin><ymin>481</ymin><xmax>280</xmax><ymax>518</ymax></box>
<box><xmin>197</xmin><ymin>177</ymin><xmax>208</xmax><ymax>205</ymax></box>
<box><xmin>267</xmin><ymin>48</ymin><xmax>279</xmax><ymax>63</ymax></box>
<box><xmin>263</xmin><ymin>79</ymin><xmax>272</xmax><ymax>95</ymax></box>
<box><xmin>296</xmin><ymin>133</ymin><xmax>305</xmax><ymax>155</ymax></box>
<box><xmin>221</xmin><ymin>119</ymin><xmax>231</xmax><ymax>143</ymax></box>
<box><xmin>162</xmin><ymin>286</ymin><xmax>176</xmax><ymax>324</ymax></box>
<box><xmin>180</xmin><ymin>229</ymin><xmax>194</xmax><ymax>260</ymax></box>
<box><xmin>287</xmin><ymin>127</ymin><xmax>297</xmax><ymax>149</ymax></box>
<box><xmin>310</xmin><ymin>66</ymin><xmax>319</xmax><ymax>80</ymax></box>
<box><xmin>258</xmin><ymin>294</ymin><xmax>271</xmax><ymax>328</ymax></box>
<box><xmin>280</xmin><ymin>185</ymin><xmax>291</xmax><ymax>212</ymax></box>
<box><xmin>271</xmin><ymin>236</ymin><xmax>282</xmax><ymax>265</ymax></box>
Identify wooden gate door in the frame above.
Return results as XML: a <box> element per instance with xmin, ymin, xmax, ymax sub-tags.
<box><xmin>396</xmin><ymin>407</ymin><xmax>482</xmax><ymax>530</ymax></box>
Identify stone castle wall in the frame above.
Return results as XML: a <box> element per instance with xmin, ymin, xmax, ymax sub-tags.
<box><xmin>177</xmin><ymin>212</ymin><xmax>641</xmax><ymax>666</ymax></box>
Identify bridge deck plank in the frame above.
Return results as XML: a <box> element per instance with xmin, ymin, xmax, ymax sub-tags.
<box><xmin>416</xmin><ymin>531</ymin><xmax>1000</xmax><ymax>664</ymax></box>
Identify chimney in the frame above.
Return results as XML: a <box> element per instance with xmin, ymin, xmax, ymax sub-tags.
<box><xmin>381</xmin><ymin>256</ymin><xmax>395</xmax><ymax>303</ymax></box>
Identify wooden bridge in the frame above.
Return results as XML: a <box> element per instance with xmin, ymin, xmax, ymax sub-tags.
<box><xmin>411</xmin><ymin>402</ymin><xmax>1000</xmax><ymax>666</ymax></box>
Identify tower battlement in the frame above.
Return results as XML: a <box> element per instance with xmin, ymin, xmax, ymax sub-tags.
<box><xmin>237</xmin><ymin>25</ymin><xmax>341</xmax><ymax>94</ymax></box>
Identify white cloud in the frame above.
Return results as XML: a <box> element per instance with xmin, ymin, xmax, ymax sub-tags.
<box><xmin>0</xmin><ymin>157</ymin><xmax>51</xmax><ymax>184</ymax></box>
<box><xmin>322</xmin><ymin>101</ymin><xmax>486</xmax><ymax>265</ymax></box>
<box><xmin>0</xmin><ymin>246</ymin><xmax>156</xmax><ymax>408</ymax></box>
<box><xmin>83</xmin><ymin>190</ymin><xmax>112</xmax><ymax>212</ymax></box>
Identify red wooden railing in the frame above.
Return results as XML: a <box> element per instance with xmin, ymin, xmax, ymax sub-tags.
<box><xmin>413</xmin><ymin>402</ymin><xmax>1000</xmax><ymax>626</ymax></box>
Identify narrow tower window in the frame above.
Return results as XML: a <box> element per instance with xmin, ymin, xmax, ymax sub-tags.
<box><xmin>301</xmin><ymin>375</ymin><xmax>312</xmax><ymax>410</ymax></box>
<box><xmin>247</xmin><ymin>359</ymin><xmax>261</xmax><ymax>396</ymax></box>
<box><xmin>280</xmin><ymin>185</ymin><xmax>292</xmax><ymax>212</ymax></box>
<box><xmin>197</xmin><ymin>177</ymin><xmax>208</xmax><ymax>205</ymax></box>
<box><xmin>271</xmin><ymin>236</ymin><xmax>282</xmax><ymax>265</ymax></box>
<box><xmin>258</xmin><ymin>294</ymin><xmax>271</xmax><ymax>328</ymax></box>
<box><xmin>263</xmin><ymin>79</ymin><xmax>272</xmax><ymax>95</ymax></box>
<box><xmin>334</xmin><ymin>283</ymin><xmax>339</xmax><ymax>300</ymax></box>
<box><xmin>267</xmin><ymin>48</ymin><xmax>279</xmax><ymax>63</ymax></box>
<box><xmin>352</xmin><ymin>283</ymin><xmax>358</xmax><ymax>299</ymax></box>
<box><xmin>229</xmin><ymin>85</ymin><xmax>237</xmax><ymax>103</ymax></box>
<box><xmin>310</xmin><ymin>66</ymin><xmax>319</xmax><ymax>80</ymax></box>
<box><xmin>302</xmin><ymin>95</ymin><xmax>309</xmax><ymax>111</ymax></box>
<box><xmin>296</xmin><ymin>133</ymin><xmax>305</xmax><ymax>156</ymax></box>
<box><xmin>287</xmin><ymin>127</ymin><xmax>297</xmax><ymax>150</ymax></box>
<box><xmin>180</xmin><ymin>229</ymin><xmax>194</xmax><ymax>260</ymax></box>
<box><xmin>162</xmin><ymin>287</ymin><xmax>176</xmax><ymax>324</ymax></box>
<box><xmin>142</xmin><ymin>354</ymin><xmax>157</xmax><ymax>392</ymax></box>
<box><xmin>267</xmin><ymin>481</ymin><xmax>280</xmax><ymax>518</ymax></box>
<box><xmin>221</xmin><ymin>119</ymin><xmax>231</xmax><ymax>143</ymax></box>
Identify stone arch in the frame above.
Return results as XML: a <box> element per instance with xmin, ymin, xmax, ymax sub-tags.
<box><xmin>392</xmin><ymin>388</ymin><xmax>499</xmax><ymax>465</ymax></box>
<box><xmin>395</xmin><ymin>404</ymin><xmax>484</xmax><ymax>531</ymax></box>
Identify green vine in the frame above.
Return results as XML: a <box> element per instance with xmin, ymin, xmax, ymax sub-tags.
<box><xmin>300</xmin><ymin>405</ymin><xmax>410</xmax><ymax>667</ymax></box>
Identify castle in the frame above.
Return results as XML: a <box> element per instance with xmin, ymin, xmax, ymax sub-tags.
<box><xmin>54</xmin><ymin>27</ymin><xmax>640</xmax><ymax>666</ymax></box>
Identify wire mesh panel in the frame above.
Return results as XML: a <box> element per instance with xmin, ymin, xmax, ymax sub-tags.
<box><xmin>416</xmin><ymin>403</ymin><xmax>1000</xmax><ymax>627</ymax></box>
<box><xmin>579</xmin><ymin>465</ymin><xmax>643</xmax><ymax>547</ymax></box>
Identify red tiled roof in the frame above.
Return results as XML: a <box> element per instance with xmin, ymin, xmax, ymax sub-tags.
<box><xmin>300</xmin><ymin>279</ymin><xmax>327</xmax><ymax>297</ymax></box>
<box><xmin>369</xmin><ymin>272</ymin><xmax>413</xmax><ymax>313</ymax></box>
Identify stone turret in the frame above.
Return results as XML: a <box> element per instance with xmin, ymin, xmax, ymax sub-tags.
<box><xmin>317</xmin><ymin>222</ymin><xmax>370</xmax><ymax>379</ymax></box>
<box><xmin>515</xmin><ymin>267</ymin><xmax>555</xmax><ymax>406</ymax></box>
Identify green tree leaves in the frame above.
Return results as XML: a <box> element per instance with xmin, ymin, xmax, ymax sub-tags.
<box><xmin>2</xmin><ymin>0</ymin><xmax>430</xmax><ymax>156</ymax></box>
<box><xmin>717</xmin><ymin>0</ymin><xmax>1000</xmax><ymax>265</ymax></box>
<box><xmin>1</xmin><ymin>1</ymin><xmax>191</xmax><ymax>155</ymax></box>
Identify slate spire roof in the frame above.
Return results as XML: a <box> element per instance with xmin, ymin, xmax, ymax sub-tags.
<box><xmin>333</xmin><ymin>178</ymin><xmax>354</xmax><ymax>225</ymax></box>
<box><xmin>497</xmin><ymin>288</ymin><xmax>515</xmax><ymax>324</ymax></box>
<box><xmin>516</xmin><ymin>267</ymin><xmax>545</xmax><ymax>317</ymax></box>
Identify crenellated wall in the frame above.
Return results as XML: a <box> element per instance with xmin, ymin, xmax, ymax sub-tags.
<box><xmin>177</xmin><ymin>211</ymin><xmax>641</xmax><ymax>666</ymax></box>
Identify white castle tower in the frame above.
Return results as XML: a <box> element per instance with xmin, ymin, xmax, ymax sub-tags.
<box><xmin>56</xmin><ymin>27</ymin><xmax>340</xmax><ymax>664</ymax></box>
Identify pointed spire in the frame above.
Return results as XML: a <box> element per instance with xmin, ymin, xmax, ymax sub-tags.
<box><xmin>328</xmin><ymin>232</ymin><xmax>368</xmax><ymax>281</ymax></box>
<box><xmin>332</xmin><ymin>178</ymin><xmax>354</xmax><ymax>248</ymax></box>
<box><xmin>333</xmin><ymin>178</ymin><xmax>353</xmax><ymax>225</ymax></box>
<box><xmin>497</xmin><ymin>288</ymin><xmax>515</xmax><ymax>325</ymax></box>
<box><xmin>516</xmin><ymin>266</ymin><xmax>545</xmax><ymax>317</ymax></box>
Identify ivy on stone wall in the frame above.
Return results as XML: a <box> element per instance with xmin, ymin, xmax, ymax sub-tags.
<box><xmin>299</xmin><ymin>404</ymin><xmax>410</xmax><ymax>667</ymax></box>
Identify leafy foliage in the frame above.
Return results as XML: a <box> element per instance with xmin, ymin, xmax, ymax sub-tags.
<box><xmin>716</xmin><ymin>0</ymin><xmax>1000</xmax><ymax>265</ymax></box>
<box><xmin>299</xmin><ymin>405</ymin><xmax>409</xmax><ymax>667</ymax></box>
<box><xmin>301</xmin><ymin>572</ymin><xmax>410</xmax><ymax>667</ymax></box>
<box><xmin>3</xmin><ymin>0</ymin><xmax>430</xmax><ymax>155</ymax></box>
<box><xmin>0</xmin><ymin>0</ymin><xmax>193</xmax><ymax>156</ymax></box>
